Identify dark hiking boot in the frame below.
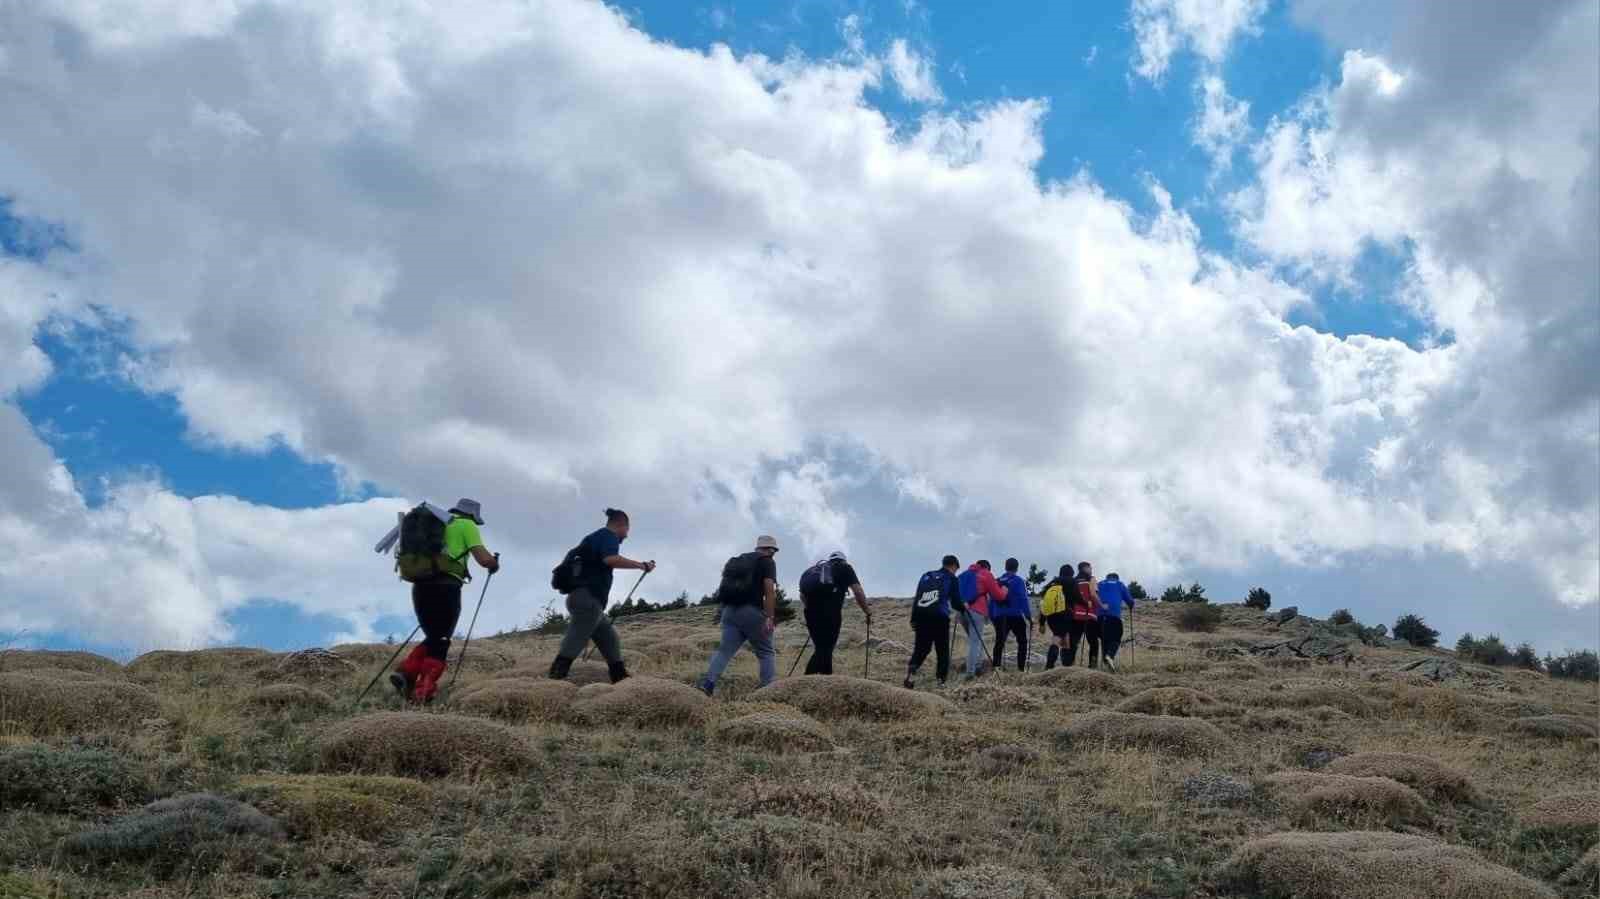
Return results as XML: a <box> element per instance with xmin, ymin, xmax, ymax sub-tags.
<box><xmin>548</xmin><ymin>655</ymin><xmax>574</xmax><ymax>681</ymax></box>
<box><xmin>389</xmin><ymin>672</ymin><xmax>411</xmax><ymax>698</ymax></box>
<box><xmin>698</xmin><ymin>680</ymin><xmax>714</xmax><ymax>697</ymax></box>
<box><xmin>607</xmin><ymin>660</ymin><xmax>630</xmax><ymax>684</ymax></box>
<box><xmin>902</xmin><ymin>676</ymin><xmax>915</xmax><ymax>690</ymax></box>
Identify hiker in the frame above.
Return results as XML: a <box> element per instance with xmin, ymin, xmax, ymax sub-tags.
<box><xmin>1037</xmin><ymin>564</ymin><xmax>1075</xmax><ymax>669</ymax></box>
<box><xmin>1097</xmin><ymin>571</ymin><xmax>1134</xmax><ymax>672</ymax></box>
<box><xmin>956</xmin><ymin>559</ymin><xmax>1007</xmax><ymax>677</ymax></box>
<box><xmin>390</xmin><ymin>498</ymin><xmax>500</xmax><ymax>703</ymax></box>
<box><xmin>1066</xmin><ymin>561</ymin><xmax>1102</xmax><ymax>669</ymax></box>
<box><xmin>548</xmin><ymin>508</ymin><xmax>655</xmax><ymax>684</ymax></box>
<box><xmin>699</xmin><ymin>535</ymin><xmax>781</xmax><ymax>695</ymax></box>
<box><xmin>904</xmin><ymin>554</ymin><xmax>966</xmax><ymax>689</ymax></box>
<box><xmin>990</xmin><ymin>558</ymin><xmax>1030</xmax><ymax>671</ymax></box>
<box><xmin>798</xmin><ymin>550</ymin><xmax>872</xmax><ymax>675</ymax></box>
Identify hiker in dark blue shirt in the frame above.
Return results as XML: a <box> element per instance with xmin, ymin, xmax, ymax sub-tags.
<box><xmin>549</xmin><ymin>508</ymin><xmax>654</xmax><ymax>684</ymax></box>
<box><xmin>904</xmin><ymin>555</ymin><xmax>966</xmax><ymax>689</ymax></box>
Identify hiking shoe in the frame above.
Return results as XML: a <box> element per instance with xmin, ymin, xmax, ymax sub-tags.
<box><xmin>607</xmin><ymin>661</ymin><xmax>630</xmax><ymax>684</ymax></box>
<box><xmin>388</xmin><ymin>672</ymin><xmax>411</xmax><ymax>699</ymax></box>
<box><xmin>1103</xmin><ymin>657</ymin><xmax>1117</xmax><ymax>673</ymax></box>
<box><xmin>902</xmin><ymin>677</ymin><xmax>915</xmax><ymax>690</ymax></box>
<box><xmin>698</xmin><ymin>681</ymin><xmax>714</xmax><ymax>697</ymax></box>
<box><xmin>548</xmin><ymin>655</ymin><xmax>574</xmax><ymax>681</ymax></box>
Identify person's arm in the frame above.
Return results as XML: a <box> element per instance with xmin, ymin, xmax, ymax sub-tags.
<box><xmin>603</xmin><ymin>554</ymin><xmax>656</xmax><ymax>573</ymax></box>
<box><xmin>762</xmin><ymin>577</ymin><xmax>777</xmax><ymax>630</ymax></box>
<box><xmin>851</xmin><ymin>582</ymin><xmax>872</xmax><ymax>620</ymax></box>
<box><xmin>469</xmin><ymin>545</ymin><xmax>500</xmax><ymax>573</ymax></box>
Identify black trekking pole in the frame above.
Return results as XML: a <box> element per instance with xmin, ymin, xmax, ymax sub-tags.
<box><xmin>582</xmin><ymin>568</ymin><xmax>648</xmax><ymax>663</ymax></box>
<box><xmin>960</xmin><ymin>607</ymin><xmax>997</xmax><ymax>672</ymax></box>
<box><xmin>787</xmin><ymin>631</ymin><xmax>813</xmax><ymax>678</ymax></box>
<box><xmin>863</xmin><ymin>616</ymin><xmax>872</xmax><ymax>679</ymax></box>
<box><xmin>357</xmin><ymin>624</ymin><xmax>421</xmax><ymax>705</ymax></box>
<box><xmin>445</xmin><ymin>555</ymin><xmax>499</xmax><ymax>694</ymax></box>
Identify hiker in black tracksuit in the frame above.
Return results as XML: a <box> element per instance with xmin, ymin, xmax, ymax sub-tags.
<box><xmin>904</xmin><ymin>555</ymin><xmax>966</xmax><ymax>689</ymax></box>
<box><xmin>798</xmin><ymin>551</ymin><xmax>873</xmax><ymax>675</ymax></box>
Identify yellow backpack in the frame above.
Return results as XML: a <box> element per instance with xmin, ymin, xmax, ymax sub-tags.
<box><xmin>1039</xmin><ymin>582</ymin><xmax>1068</xmax><ymax>617</ymax></box>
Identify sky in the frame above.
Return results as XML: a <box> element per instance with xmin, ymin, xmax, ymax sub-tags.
<box><xmin>0</xmin><ymin>0</ymin><xmax>1596</xmax><ymax>658</ymax></box>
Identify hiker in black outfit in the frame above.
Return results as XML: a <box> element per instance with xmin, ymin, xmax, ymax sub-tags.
<box><xmin>904</xmin><ymin>554</ymin><xmax>966</xmax><ymax>689</ymax></box>
<box><xmin>798</xmin><ymin>550</ymin><xmax>872</xmax><ymax>675</ymax></box>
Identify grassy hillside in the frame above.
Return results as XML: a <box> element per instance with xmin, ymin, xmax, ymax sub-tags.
<box><xmin>0</xmin><ymin>600</ymin><xmax>1595</xmax><ymax>898</ymax></box>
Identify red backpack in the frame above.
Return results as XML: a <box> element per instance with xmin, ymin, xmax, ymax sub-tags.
<box><xmin>1072</xmin><ymin>578</ymin><xmax>1100</xmax><ymax>622</ymax></box>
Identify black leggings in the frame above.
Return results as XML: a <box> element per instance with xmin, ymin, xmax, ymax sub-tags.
<box><xmin>993</xmin><ymin>617</ymin><xmax>1029</xmax><ymax>671</ymax></box>
<box><xmin>1066</xmin><ymin>617</ymin><xmax>1101</xmax><ymax>668</ymax></box>
<box><xmin>1101</xmin><ymin>617</ymin><xmax>1124</xmax><ymax>659</ymax></box>
<box><xmin>803</xmin><ymin>601</ymin><xmax>844</xmax><ymax>675</ymax></box>
<box><xmin>908</xmin><ymin>615</ymin><xmax>951</xmax><ymax>681</ymax></box>
<box><xmin>413</xmin><ymin>580</ymin><xmax>463</xmax><ymax>661</ymax></box>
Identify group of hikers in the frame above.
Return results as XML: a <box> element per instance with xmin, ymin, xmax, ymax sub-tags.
<box><xmin>382</xmin><ymin>501</ymin><xmax>1134</xmax><ymax>703</ymax></box>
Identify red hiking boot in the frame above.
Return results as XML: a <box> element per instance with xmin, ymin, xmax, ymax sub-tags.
<box><xmin>389</xmin><ymin>645</ymin><xmax>428</xmax><ymax>700</ymax></box>
<box><xmin>412</xmin><ymin>657</ymin><xmax>448</xmax><ymax>704</ymax></box>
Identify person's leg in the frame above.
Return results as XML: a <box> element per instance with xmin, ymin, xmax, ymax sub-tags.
<box><xmin>1087</xmin><ymin>619</ymin><xmax>1102</xmax><ymax>670</ymax></box>
<box><xmin>738</xmin><ymin>605</ymin><xmax>778</xmax><ymax>687</ymax></box>
<box><xmin>588</xmin><ymin>613</ymin><xmax>629</xmax><ymax>682</ymax></box>
<box><xmin>551</xmin><ymin>588</ymin><xmax>604</xmax><ymax>678</ymax></box>
<box><xmin>964</xmin><ymin>614</ymin><xmax>985</xmax><ymax>676</ymax></box>
<box><xmin>1101</xmin><ymin>617</ymin><xmax>1123</xmax><ymax>660</ymax></box>
<box><xmin>820</xmin><ymin>603</ymin><xmax>842</xmax><ymax>675</ymax></box>
<box><xmin>699</xmin><ymin>606</ymin><xmax>749</xmax><ymax>695</ymax></box>
<box><xmin>906</xmin><ymin>618</ymin><xmax>934</xmax><ymax>687</ymax></box>
<box><xmin>412</xmin><ymin>581</ymin><xmax>460</xmax><ymax>702</ymax></box>
<box><xmin>1065</xmin><ymin>618</ymin><xmax>1084</xmax><ymax>667</ymax></box>
<box><xmin>1012</xmin><ymin>618</ymin><xmax>1029</xmax><ymax>672</ymax></box>
<box><xmin>802</xmin><ymin>603</ymin><xmax>824</xmax><ymax>675</ymax></box>
<box><xmin>992</xmin><ymin>619</ymin><xmax>1009</xmax><ymax>672</ymax></box>
<box><xmin>933</xmin><ymin>615</ymin><xmax>951</xmax><ymax>683</ymax></box>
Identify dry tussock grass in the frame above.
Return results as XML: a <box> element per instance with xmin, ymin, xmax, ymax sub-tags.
<box><xmin>1261</xmin><ymin>656</ymin><xmax>1314</xmax><ymax>671</ymax></box>
<box><xmin>1224</xmin><ymin>830</ymin><xmax>1558</xmax><ymax>899</ymax></box>
<box><xmin>1522</xmin><ymin>790</ymin><xmax>1599</xmax><ymax>833</ymax></box>
<box><xmin>1018</xmin><ymin>667</ymin><xmax>1128</xmax><ymax>699</ymax></box>
<box><xmin>126</xmin><ymin>648</ymin><xmax>276</xmax><ymax>677</ymax></box>
<box><xmin>1324</xmin><ymin>752</ymin><xmax>1477</xmax><ymax>803</ymax></box>
<box><xmin>571</xmin><ymin>676</ymin><xmax>710</xmax><ymax>728</ymax></box>
<box><xmin>914</xmin><ymin>864</ymin><xmax>1061</xmax><ymax>899</ymax></box>
<box><xmin>885</xmin><ymin>716</ymin><xmax>1021</xmax><ymax>759</ymax></box>
<box><xmin>232</xmin><ymin>774</ymin><xmax>434</xmax><ymax>839</ymax></box>
<box><xmin>1510</xmin><ymin>714</ymin><xmax>1598</xmax><ymax>740</ymax></box>
<box><xmin>454</xmin><ymin>678</ymin><xmax>578</xmax><ymax>724</ymax></box>
<box><xmin>1386</xmin><ymin>685</ymin><xmax>1487</xmax><ymax>729</ymax></box>
<box><xmin>316</xmin><ymin>711</ymin><xmax>532</xmax><ymax>777</ymax></box>
<box><xmin>0</xmin><ymin>667</ymin><xmax>107</xmax><ymax>682</ymax></box>
<box><xmin>576</xmin><ymin>682</ymin><xmax>613</xmax><ymax>701</ymax></box>
<box><xmin>752</xmin><ymin>676</ymin><xmax>953</xmax><ymax>722</ymax></box>
<box><xmin>710</xmin><ymin>709</ymin><xmax>835</xmax><ymax>753</ymax></box>
<box><xmin>1277</xmin><ymin>683</ymin><xmax>1376</xmax><ymax>717</ymax></box>
<box><xmin>0</xmin><ymin>650</ymin><xmax>122</xmax><ymax>676</ymax></box>
<box><xmin>735</xmin><ymin>781</ymin><xmax>889</xmax><ymax>827</ymax></box>
<box><xmin>1058</xmin><ymin>710</ymin><xmax>1227</xmax><ymax>755</ymax></box>
<box><xmin>948</xmin><ymin>681</ymin><xmax>1045</xmax><ymax>713</ymax></box>
<box><xmin>246</xmin><ymin>683</ymin><xmax>332</xmax><ymax>710</ymax></box>
<box><xmin>491</xmin><ymin>659</ymin><xmax>610</xmax><ymax>686</ymax></box>
<box><xmin>1561</xmin><ymin>843</ymin><xmax>1599</xmax><ymax>886</ymax></box>
<box><xmin>1116</xmin><ymin>686</ymin><xmax>1226</xmax><ymax>718</ymax></box>
<box><xmin>0</xmin><ymin>673</ymin><xmax>160</xmax><ymax>734</ymax></box>
<box><xmin>1263</xmin><ymin>772</ymin><xmax>1428</xmax><ymax>826</ymax></box>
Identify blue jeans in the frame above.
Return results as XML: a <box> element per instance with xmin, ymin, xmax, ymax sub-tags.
<box><xmin>701</xmin><ymin>604</ymin><xmax>776</xmax><ymax>693</ymax></box>
<box><xmin>960</xmin><ymin>609</ymin><xmax>988</xmax><ymax>675</ymax></box>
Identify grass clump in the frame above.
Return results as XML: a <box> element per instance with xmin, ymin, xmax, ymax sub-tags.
<box><xmin>1278</xmin><ymin>683</ymin><xmax>1376</xmax><ymax>717</ymax></box>
<box><xmin>913</xmin><ymin>863</ymin><xmax>1061</xmax><ymax>898</ymax></box>
<box><xmin>1176</xmin><ymin>602</ymin><xmax>1223</xmax><ymax>632</ymax></box>
<box><xmin>572</xmin><ymin>676</ymin><xmax>711</xmax><ymax>729</ymax></box>
<box><xmin>1018</xmin><ymin>666</ymin><xmax>1129</xmax><ymax>699</ymax></box>
<box><xmin>1324</xmin><ymin>752</ymin><xmax>1478</xmax><ymax>803</ymax></box>
<box><xmin>126</xmin><ymin>648</ymin><xmax>276</xmax><ymax>678</ymax></box>
<box><xmin>246</xmin><ymin>683</ymin><xmax>333</xmax><ymax>711</ymax></box>
<box><xmin>1057</xmin><ymin>710</ymin><xmax>1227</xmax><ymax>755</ymax></box>
<box><xmin>1263</xmin><ymin>772</ymin><xmax>1428</xmax><ymax>827</ymax></box>
<box><xmin>752</xmin><ymin>676</ymin><xmax>953</xmax><ymax>722</ymax></box>
<box><xmin>0</xmin><ymin>744</ymin><xmax>152</xmax><ymax>811</ymax></box>
<box><xmin>736</xmin><ymin>781</ymin><xmax>889</xmax><ymax>828</ymax></box>
<box><xmin>1560</xmin><ymin>843</ymin><xmax>1599</xmax><ymax>888</ymax></box>
<box><xmin>455</xmin><ymin>678</ymin><xmax>578</xmax><ymax>724</ymax></box>
<box><xmin>1116</xmin><ymin>686</ymin><xmax>1225</xmax><ymax>717</ymax></box>
<box><xmin>948</xmin><ymin>681</ymin><xmax>1045</xmax><ymax>713</ymax></box>
<box><xmin>886</xmin><ymin>717</ymin><xmax>1020</xmax><ymax>759</ymax></box>
<box><xmin>1510</xmin><ymin>714</ymin><xmax>1598</xmax><ymax>740</ymax></box>
<box><xmin>0</xmin><ymin>872</ymin><xmax>49</xmax><ymax>898</ymax></box>
<box><xmin>0</xmin><ymin>673</ymin><xmax>159</xmax><ymax>734</ymax></box>
<box><xmin>316</xmin><ymin>711</ymin><xmax>532</xmax><ymax>778</ymax></box>
<box><xmin>233</xmin><ymin>774</ymin><xmax>432</xmax><ymax>840</ymax></box>
<box><xmin>1222</xmin><ymin>830</ymin><xmax>1558</xmax><ymax>899</ymax></box>
<box><xmin>0</xmin><ymin>650</ymin><xmax>122</xmax><ymax>676</ymax></box>
<box><xmin>710</xmin><ymin>709</ymin><xmax>834</xmax><ymax>753</ymax></box>
<box><xmin>57</xmin><ymin>793</ymin><xmax>284</xmax><ymax>872</ymax></box>
<box><xmin>1522</xmin><ymin>791</ymin><xmax>1599</xmax><ymax>835</ymax></box>
<box><xmin>1387</xmin><ymin>685</ymin><xmax>1486</xmax><ymax>729</ymax></box>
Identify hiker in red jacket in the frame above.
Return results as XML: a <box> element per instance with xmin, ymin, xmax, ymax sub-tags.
<box><xmin>956</xmin><ymin>560</ymin><xmax>1007</xmax><ymax>677</ymax></box>
<box><xmin>1066</xmin><ymin>561</ymin><xmax>1103</xmax><ymax>669</ymax></box>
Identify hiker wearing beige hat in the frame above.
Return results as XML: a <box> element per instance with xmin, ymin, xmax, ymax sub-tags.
<box><xmin>698</xmin><ymin>535</ymin><xmax>781</xmax><ymax>696</ymax></box>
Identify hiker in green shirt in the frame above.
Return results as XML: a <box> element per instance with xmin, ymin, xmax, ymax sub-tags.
<box><xmin>391</xmin><ymin>498</ymin><xmax>499</xmax><ymax>703</ymax></box>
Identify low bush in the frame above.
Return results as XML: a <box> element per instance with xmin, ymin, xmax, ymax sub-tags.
<box><xmin>455</xmin><ymin>678</ymin><xmax>578</xmax><ymax>724</ymax></box>
<box><xmin>572</xmin><ymin>677</ymin><xmax>711</xmax><ymax>729</ymax></box>
<box><xmin>1278</xmin><ymin>684</ymin><xmax>1376</xmax><ymax>717</ymax></box>
<box><xmin>57</xmin><ymin>793</ymin><xmax>284</xmax><ymax>871</ymax></box>
<box><xmin>0</xmin><ymin>744</ymin><xmax>152</xmax><ymax>811</ymax></box>
<box><xmin>126</xmin><ymin>648</ymin><xmax>276</xmax><ymax>678</ymax></box>
<box><xmin>1560</xmin><ymin>843</ymin><xmax>1599</xmax><ymax>888</ymax></box>
<box><xmin>948</xmin><ymin>681</ymin><xmax>1045</xmax><ymax>713</ymax></box>
<box><xmin>1057</xmin><ymin>711</ymin><xmax>1227</xmax><ymax>755</ymax></box>
<box><xmin>246</xmin><ymin>684</ymin><xmax>333</xmax><ymax>711</ymax></box>
<box><xmin>1223</xmin><ymin>831</ymin><xmax>1557</xmax><ymax>899</ymax></box>
<box><xmin>1510</xmin><ymin>715</ymin><xmax>1598</xmax><ymax>740</ymax></box>
<box><xmin>886</xmin><ymin>716</ymin><xmax>1021</xmax><ymax>759</ymax></box>
<box><xmin>1018</xmin><ymin>667</ymin><xmax>1128</xmax><ymax>699</ymax></box>
<box><xmin>914</xmin><ymin>864</ymin><xmax>1061</xmax><ymax>899</ymax></box>
<box><xmin>710</xmin><ymin>710</ymin><xmax>834</xmax><ymax>753</ymax></box>
<box><xmin>1116</xmin><ymin>687</ymin><xmax>1224</xmax><ymax>718</ymax></box>
<box><xmin>0</xmin><ymin>650</ymin><xmax>123</xmax><ymax>676</ymax></box>
<box><xmin>1522</xmin><ymin>791</ymin><xmax>1599</xmax><ymax>835</ymax></box>
<box><xmin>316</xmin><ymin>712</ymin><xmax>532</xmax><ymax>777</ymax></box>
<box><xmin>751</xmin><ymin>676</ymin><xmax>953</xmax><ymax>722</ymax></box>
<box><xmin>1263</xmin><ymin>772</ymin><xmax>1428</xmax><ymax>826</ymax></box>
<box><xmin>0</xmin><ymin>673</ymin><xmax>160</xmax><ymax>734</ymax></box>
<box><xmin>1324</xmin><ymin>752</ymin><xmax>1477</xmax><ymax>803</ymax></box>
<box><xmin>233</xmin><ymin>774</ymin><xmax>433</xmax><ymax>840</ymax></box>
<box><xmin>1176</xmin><ymin>603</ymin><xmax>1223</xmax><ymax>632</ymax></box>
<box><xmin>736</xmin><ymin>781</ymin><xmax>889</xmax><ymax>828</ymax></box>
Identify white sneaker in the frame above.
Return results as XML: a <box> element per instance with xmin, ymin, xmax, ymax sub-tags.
<box><xmin>1103</xmin><ymin>657</ymin><xmax>1118</xmax><ymax>673</ymax></box>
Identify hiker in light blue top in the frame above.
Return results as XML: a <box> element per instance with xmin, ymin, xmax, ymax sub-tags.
<box><xmin>1097</xmin><ymin>572</ymin><xmax>1134</xmax><ymax>672</ymax></box>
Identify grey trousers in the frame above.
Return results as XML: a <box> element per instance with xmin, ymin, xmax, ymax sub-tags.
<box><xmin>557</xmin><ymin>587</ymin><xmax>622</xmax><ymax>663</ymax></box>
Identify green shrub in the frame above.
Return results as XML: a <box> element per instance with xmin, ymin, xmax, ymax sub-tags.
<box><xmin>1329</xmin><ymin>608</ymin><xmax>1354</xmax><ymax>626</ymax></box>
<box><xmin>1245</xmin><ymin>587</ymin><xmax>1271</xmax><ymax>610</ymax></box>
<box><xmin>1544</xmin><ymin>650</ymin><xmax>1598</xmax><ymax>682</ymax></box>
<box><xmin>1176</xmin><ymin>603</ymin><xmax>1223</xmax><ymax>632</ymax></box>
<box><xmin>58</xmin><ymin>793</ymin><xmax>284</xmax><ymax>871</ymax></box>
<box><xmin>1160</xmin><ymin>585</ymin><xmax>1186</xmax><ymax>603</ymax></box>
<box><xmin>1392</xmin><ymin>614</ymin><xmax>1439</xmax><ymax>648</ymax></box>
<box><xmin>0</xmin><ymin>745</ymin><xmax>151</xmax><ymax>812</ymax></box>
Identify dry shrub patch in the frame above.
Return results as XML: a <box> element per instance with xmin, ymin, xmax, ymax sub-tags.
<box><xmin>1262</xmin><ymin>656</ymin><xmax>1313</xmax><ymax>671</ymax></box>
<box><xmin>1018</xmin><ymin>667</ymin><xmax>1129</xmax><ymax>699</ymax></box>
<box><xmin>886</xmin><ymin>716</ymin><xmax>1019</xmax><ymax>759</ymax></box>
<box><xmin>316</xmin><ymin>712</ymin><xmax>532</xmax><ymax>778</ymax></box>
<box><xmin>233</xmin><ymin>774</ymin><xmax>432</xmax><ymax>840</ymax></box>
<box><xmin>752</xmin><ymin>676</ymin><xmax>953</xmax><ymax>722</ymax></box>
<box><xmin>1522</xmin><ymin>791</ymin><xmax>1600</xmax><ymax>834</ymax></box>
<box><xmin>575</xmin><ymin>682</ymin><xmax>613</xmax><ymax>701</ymax></box>
<box><xmin>983</xmin><ymin>743</ymin><xmax>1039</xmax><ymax>769</ymax></box>
<box><xmin>0</xmin><ymin>650</ymin><xmax>122</xmax><ymax>676</ymax></box>
<box><xmin>1116</xmin><ymin>686</ymin><xmax>1224</xmax><ymax>717</ymax></box>
<box><xmin>493</xmin><ymin>659</ymin><xmax>610</xmax><ymax>686</ymax></box>
<box><xmin>0</xmin><ymin>744</ymin><xmax>152</xmax><ymax>811</ymax></box>
<box><xmin>126</xmin><ymin>648</ymin><xmax>276</xmax><ymax>677</ymax></box>
<box><xmin>948</xmin><ymin>681</ymin><xmax>1045</xmax><ymax>713</ymax></box>
<box><xmin>1263</xmin><ymin>772</ymin><xmax>1428</xmax><ymax>826</ymax></box>
<box><xmin>709</xmin><ymin>710</ymin><xmax>834</xmax><ymax>753</ymax></box>
<box><xmin>571</xmin><ymin>676</ymin><xmax>710</xmax><ymax>728</ymax></box>
<box><xmin>58</xmin><ymin>793</ymin><xmax>285</xmax><ymax>870</ymax></box>
<box><xmin>246</xmin><ymin>683</ymin><xmax>333</xmax><ymax>711</ymax></box>
<box><xmin>0</xmin><ymin>673</ymin><xmax>159</xmax><ymax>734</ymax></box>
<box><xmin>455</xmin><ymin>678</ymin><xmax>578</xmax><ymax>723</ymax></box>
<box><xmin>736</xmin><ymin>781</ymin><xmax>889</xmax><ymax>827</ymax></box>
<box><xmin>1511</xmin><ymin>715</ymin><xmax>1598</xmax><ymax>740</ymax></box>
<box><xmin>913</xmin><ymin>863</ymin><xmax>1060</xmax><ymax>899</ymax></box>
<box><xmin>1324</xmin><ymin>752</ymin><xmax>1477</xmax><ymax>803</ymax></box>
<box><xmin>1058</xmin><ymin>711</ymin><xmax>1227</xmax><ymax>755</ymax></box>
<box><xmin>1223</xmin><ymin>830</ymin><xmax>1558</xmax><ymax>899</ymax></box>
<box><xmin>1560</xmin><ymin>843</ymin><xmax>1599</xmax><ymax>887</ymax></box>
<box><xmin>1278</xmin><ymin>683</ymin><xmax>1375</xmax><ymax>717</ymax></box>
<box><xmin>1387</xmin><ymin>685</ymin><xmax>1486</xmax><ymax>729</ymax></box>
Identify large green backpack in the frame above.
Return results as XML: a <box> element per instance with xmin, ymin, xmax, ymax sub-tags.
<box><xmin>395</xmin><ymin>505</ymin><xmax>461</xmax><ymax>582</ymax></box>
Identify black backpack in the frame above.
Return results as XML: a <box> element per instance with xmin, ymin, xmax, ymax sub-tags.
<box><xmin>798</xmin><ymin>559</ymin><xmax>831</xmax><ymax>598</ymax></box>
<box><xmin>550</xmin><ymin>543</ymin><xmax>588</xmax><ymax>595</ymax></box>
<box><xmin>717</xmin><ymin>552</ymin><xmax>764</xmax><ymax>606</ymax></box>
<box><xmin>395</xmin><ymin>505</ymin><xmax>457</xmax><ymax>583</ymax></box>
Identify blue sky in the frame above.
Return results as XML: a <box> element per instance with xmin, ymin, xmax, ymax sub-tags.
<box><xmin>1</xmin><ymin>0</ymin><xmax>1593</xmax><ymax>657</ymax></box>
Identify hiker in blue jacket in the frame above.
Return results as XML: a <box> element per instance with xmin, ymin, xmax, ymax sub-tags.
<box><xmin>904</xmin><ymin>555</ymin><xmax>966</xmax><ymax>689</ymax></box>
<box><xmin>991</xmin><ymin>558</ymin><xmax>1030</xmax><ymax>672</ymax></box>
<box><xmin>1097</xmin><ymin>572</ymin><xmax>1134</xmax><ymax>673</ymax></box>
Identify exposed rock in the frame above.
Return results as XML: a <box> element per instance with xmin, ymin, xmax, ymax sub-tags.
<box><xmin>1273</xmin><ymin>606</ymin><xmax>1299</xmax><ymax>624</ymax></box>
<box><xmin>1250</xmin><ymin>632</ymin><xmax>1353</xmax><ymax>664</ymax></box>
<box><xmin>1396</xmin><ymin>658</ymin><xmax>1462</xmax><ymax>682</ymax></box>
<box><xmin>1183</xmin><ymin>773</ymin><xmax>1253</xmax><ymax>805</ymax></box>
